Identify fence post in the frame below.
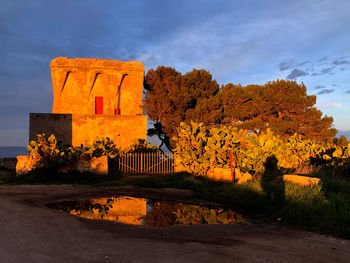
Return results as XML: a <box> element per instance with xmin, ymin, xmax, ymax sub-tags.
<box><xmin>147</xmin><ymin>153</ymin><xmax>149</xmax><ymax>175</ymax></box>
<box><xmin>151</xmin><ymin>152</ymin><xmax>154</xmax><ymax>174</ymax></box>
<box><xmin>140</xmin><ymin>153</ymin><xmax>143</xmax><ymax>174</ymax></box>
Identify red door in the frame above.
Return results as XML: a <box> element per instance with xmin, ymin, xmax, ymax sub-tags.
<box><xmin>95</xmin><ymin>96</ymin><xmax>103</xmax><ymax>114</ymax></box>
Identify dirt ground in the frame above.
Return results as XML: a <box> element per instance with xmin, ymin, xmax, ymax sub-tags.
<box><xmin>0</xmin><ymin>185</ymin><xmax>349</xmax><ymax>263</ymax></box>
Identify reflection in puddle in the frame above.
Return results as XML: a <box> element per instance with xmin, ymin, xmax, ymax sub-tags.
<box><xmin>47</xmin><ymin>196</ymin><xmax>246</xmax><ymax>226</ymax></box>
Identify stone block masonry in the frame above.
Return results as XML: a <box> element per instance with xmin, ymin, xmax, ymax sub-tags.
<box><xmin>50</xmin><ymin>57</ymin><xmax>144</xmax><ymax>116</ymax></box>
<box><xmin>16</xmin><ymin>155</ymin><xmax>108</xmax><ymax>175</ymax></box>
<box><xmin>0</xmin><ymin>158</ymin><xmax>17</xmax><ymax>170</ymax></box>
<box><xmin>30</xmin><ymin>113</ymin><xmax>147</xmax><ymax>148</ymax></box>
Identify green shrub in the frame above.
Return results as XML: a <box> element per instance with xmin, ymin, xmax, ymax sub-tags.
<box><xmin>27</xmin><ymin>134</ymin><xmax>120</xmax><ymax>171</ymax></box>
<box><xmin>76</xmin><ymin>136</ymin><xmax>119</xmax><ymax>159</ymax></box>
<box><xmin>27</xmin><ymin>134</ymin><xmax>78</xmax><ymax>169</ymax></box>
<box><xmin>122</xmin><ymin>139</ymin><xmax>159</xmax><ymax>153</ymax></box>
<box><xmin>174</xmin><ymin>122</ymin><xmax>350</xmax><ymax>177</ymax></box>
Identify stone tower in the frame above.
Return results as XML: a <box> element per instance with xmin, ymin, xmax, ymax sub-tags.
<box><xmin>29</xmin><ymin>57</ymin><xmax>147</xmax><ymax>148</ymax></box>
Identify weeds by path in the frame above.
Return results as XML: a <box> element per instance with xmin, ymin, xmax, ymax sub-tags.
<box><xmin>102</xmin><ymin>172</ymin><xmax>350</xmax><ymax>240</ymax></box>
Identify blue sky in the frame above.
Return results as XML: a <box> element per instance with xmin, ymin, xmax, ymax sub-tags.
<box><xmin>0</xmin><ymin>0</ymin><xmax>349</xmax><ymax>146</ymax></box>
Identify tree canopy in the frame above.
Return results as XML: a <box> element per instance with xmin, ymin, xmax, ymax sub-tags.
<box><xmin>143</xmin><ymin>66</ymin><xmax>220</xmax><ymax>150</ymax></box>
<box><xmin>333</xmin><ymin>135</ymin><xmax>349</xmax><ymax>147</ymax></box>
<box><xmin>221</xmin><ymin>80</ymin><xmax>337</xmax><ymax>141</ymax></box>
<box><xmin>143</xmin><ymin>67</ymin><xmax>337</xmax><ymax>151</ymax></box>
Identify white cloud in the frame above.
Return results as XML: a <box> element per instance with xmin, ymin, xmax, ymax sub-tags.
<box><xmin>319</xmin><ymin>103</ymin><xmax>342</xmax><ymax>109</ymax></box>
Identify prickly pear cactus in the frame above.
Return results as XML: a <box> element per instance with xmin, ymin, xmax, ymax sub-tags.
<box><xmin>174</xmin><ymin>122</ymin><xmax>350</xmax><ymax>177</ymax></box>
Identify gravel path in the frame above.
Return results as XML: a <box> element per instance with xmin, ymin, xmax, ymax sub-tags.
<box><xmin>0</xmin><ymin>185</ymin><xmax>349</xmax><ymax>263</ymax></box>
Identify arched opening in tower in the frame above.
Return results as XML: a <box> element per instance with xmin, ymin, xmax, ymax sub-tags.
<box><xmin>115</xmin><ymin>74</ymin><xmax>128</xmax><ymax>115</ymax></box>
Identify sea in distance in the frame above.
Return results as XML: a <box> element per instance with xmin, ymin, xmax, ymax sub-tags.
<box><xmin>0</xmin><ymin>147</ymin><xmax>28</xmax><ymax>158</ymax></box>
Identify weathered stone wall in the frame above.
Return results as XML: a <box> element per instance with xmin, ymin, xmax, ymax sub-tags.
<box><xmin>174</xmin><ymin>156</ymin><xmax>320</xmax><ymax>186</ymax></box>
<box><xmin>50</xmin><ymin>57</ymin><xmax>144</xmax><ymax>116</ymax></box>
<box><xmin>75</xmin><ymin>156</ymin><xmax>108</xmax><ymax>175</ymax></box>
<box><xmin>174</xmin><ymin>154</ymin><xmax>187</xmax><ymax>173</ymax></box>
<box><xmin>30</xmin><ymin>113</ymin><xmax>147</xmax><ymax>148</ymax></box>
<box><xmin>0</xmin><ymin>158</ymin><xmax>17</xmax><ymax>170</ymax></box>
<box><xmin>16</xmin><ymin>155</ymin><xmax>108</xmax><ymax>175</ymax></box>
<box><xmin>174</xmin><ymin>156</ymin><xmax>252</xmax><ymax>184</ymax></box>
<box><xmin>16</xmin><ymin>155</ymin><xmax>39</xmax><ymax>175</ymax></box>
<box><xmin>29</xmin><ymin>113</ymin><xmax>72</xmax><ymax>144</ymax></box>
<box><xmin>207</xmin><ymin>168</ymin><xmax>253</xmax><ymax>184</ymax></box>
<box><xmin>282</xmin><ymin>174</ymin><xmax>320</xmax><ymax>186</ymax></box>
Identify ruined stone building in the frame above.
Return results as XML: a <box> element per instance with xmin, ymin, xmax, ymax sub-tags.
<box><xmin>30</xmin><ymin>57</ymin><xmax>147</xmax><ymax>148</ymax></box>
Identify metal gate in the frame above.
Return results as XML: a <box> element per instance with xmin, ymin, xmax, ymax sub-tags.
<box><xmin>111</xmin><ymin>152</ymin><xmax>174</xmax><ymax>175</ymax></box>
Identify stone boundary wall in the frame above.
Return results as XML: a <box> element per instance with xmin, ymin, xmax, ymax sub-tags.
<box><xmin>0</xmin><ymin>158</ymin><xmax>17</xmax><ymax>170</ymax></box>
<box><xmin>282</xmin><ymin>174</ymin><xmax>320</xmax><ymax>186</ymax></box>
<box><xmin>75</xmin><ymin>156</ymin><xmax>108</xmax><ymax>175</ymax></box>
<box><xmin>174</xmin><ymin>156</ymin><xmax>319</xmax><ymax>186</ymax></box>
<box><xmin>16</xmin><ymin>155</ymin><xmax>108</xmax><ymax>175</ymax></box>
<box><xmin>16</xmin><ymin>155</ymin><xmax>38</xmax><ymax>175</ymax></box>
<box><xmin>174</xmin><ymin>156</ymin><xmax>253</xmax><ymax>184</ymax></box>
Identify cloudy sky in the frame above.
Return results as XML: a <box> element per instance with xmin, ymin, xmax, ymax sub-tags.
<box><xmin>0</xmin><ymin>0</ymin><xmax>349</xmax><ymax>146</ymax></box>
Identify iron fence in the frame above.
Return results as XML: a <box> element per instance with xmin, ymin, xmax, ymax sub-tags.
<box><xmin>110</xmin><ymin>152</ymin><xmax>174</xmax><ymax>175</ymax></box>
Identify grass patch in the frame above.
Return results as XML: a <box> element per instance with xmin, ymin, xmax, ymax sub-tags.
<box><xmin>102</xmin><ymin>172</ymin><xmax>350</xmax><ymax>239</ymax></box>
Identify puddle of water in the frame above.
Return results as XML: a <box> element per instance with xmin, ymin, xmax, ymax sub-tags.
<box><xmin>47</xmin><ymin>196</ymin><xmax>246</xmax><ymax>227</ymax></box>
